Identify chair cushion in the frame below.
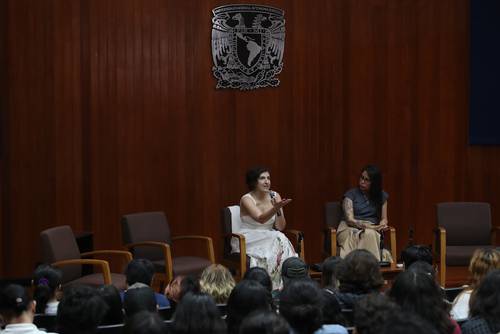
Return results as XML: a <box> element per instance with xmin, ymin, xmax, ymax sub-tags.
<box><xmin>446</xmin><ymin>245</ymin><xmax>495</xmax><ymax>266</ymax></box>
<box><xmin>152</xmin><ymin>256</ymin><xmax>212</xmax><ymax>277</ymax></box>
<box><xmin>66</xmin><ymin>273</ymin><xmax>127</xmax><ymax>290</ymax></box>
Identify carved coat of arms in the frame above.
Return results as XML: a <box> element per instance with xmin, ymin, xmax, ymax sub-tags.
<box><xmin>211</xmin><ymin>4</ymin><xmax>285</xmax><ymax>90</ymax></box>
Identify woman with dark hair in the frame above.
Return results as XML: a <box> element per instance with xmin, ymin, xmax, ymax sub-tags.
<box><xmin>226</xmin><ymin>280</ymin><xmax>272</xmax><ymax>334</ymax></box>
<box><xmin>389</xmin><ymin>270</ymin><xmax>459</xmax><ymax>334</ymax></box>
<box><xmin>239</xmin><ymin>310</ymin><xmax>290</xmax><ymax>334</ymax></box>
<box><xmin>97</xmin><ymin>285</ymin><xmax>124</xmax><ymax>325</ymax></box>
<box><xmin>243</xmin><ymin>267</ymin><xmax>273</xmax><ymax>293</ymax></box>
<box><xmin>124</xmin><ymin>311</ymin><xmax>167</xmax><ymax>334</ymax></box>
<box><xmin>337</xmin><ymin>164</ymin><xmax>390</xmax><ymax>261</ymax></box>
<box><xmin>0</xmin><ymin>284</ymin><xmax>56</xmax><ymax>334</ymax></box>
<box><xmin>321</xmin><ymin>256</ymin><xmax>342</xmax><ymax>290</ymax></box>
<box><xmin>332</xmin><ymin>249</ymin><xmax>384</xmax><ymax>309</ymax></box>
<box><xmin>32</xmin><ymin>264</ymin><xmax>62</xmax><ymax>315</ymax></box>
<box><xmin>124</xmin><ymin>287</ymin><xmax>157</xmax><ymax>318</ymax></box>
<box><xmin>236</xmin><ymin>166</ymin><xmax>296</xmax><ymax>289</ymax></box>
<box><xmin>171</xmin><ymin>292</ymin><xmax>226</xmax><ymax>334</ymax></box>
<box><xmin>461</xmin><ymin>269</ymin><xmax>500</xmax><ymax>334</ymax></box>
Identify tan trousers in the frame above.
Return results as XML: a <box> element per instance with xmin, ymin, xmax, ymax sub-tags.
<box><xmin>337</xmin><ymin>221</ymin><xmax>381</xmax><ymax>261</ymax></box>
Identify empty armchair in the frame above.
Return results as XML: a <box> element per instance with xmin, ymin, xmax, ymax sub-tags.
<box><xmin>121</xmin><ymin>211</ymin><xmax>215</xmax><ymax>286</ymax></box>
<box><xmin>435</xmin><ymin>202</ymin><xmax>500</xmax><ymax>286</ymax></box>
<box><xmin>40</xmin><ymin>225</ymin><xmax>132</xmax><ymax>289</ymax></box>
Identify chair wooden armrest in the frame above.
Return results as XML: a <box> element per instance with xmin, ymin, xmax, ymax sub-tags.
<box><xmin>491</xmin><ymin>226</ymin><xmax>500</xmax><ymax>245</ymax></box>
<box><xmin>81</xmin><ymin>250</ymin><xmax>133</xmax><ymax>262</ymax></box>
<box><xmin>52</xmin><ymin>259</ymin><xmax>112</xmax><ymax>285</ymax></box>
<box><xmin>225</xmin><ymin>233</ymin><xmax>247</xmax><ymax>278</ymax></box>
<box><xmin>171</xmin><ymin>235</ymin><xmax>215</xmax><ymax>264</ymax></box>
<box><xmin>434</xmin><ymin>226</ymin><xmax>447</xmax><ymax>286</ymax></box>
<box><xmin>283</xmin><ymin>229</ymin><xmax>305</xmax><ymax>260</ymax></box>
<box><xmin>382</xmin><ymin>226</ymin><xmax>397</xmax><ymax>263</ymax></box>
<box><xmin>325</xmin><ymin>227</ymin><xmax>337</xmax><ymax>257</ymax></box>
<box><xmin>124</xmin><ymin>241</ymin><xmax>173</xmax><ymax>283</ymax></box>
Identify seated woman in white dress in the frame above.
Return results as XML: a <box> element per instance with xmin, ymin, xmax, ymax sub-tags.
<box><xmin>238</xmin><ymin>167</ymin><xmax>297</xmax><ymax>289</ymax></box>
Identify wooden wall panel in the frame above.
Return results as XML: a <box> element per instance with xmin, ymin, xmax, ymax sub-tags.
<box><xmin>3</xmin><ymin>0</ymin><xmax>499</xmax><ymax>278</ymax></box>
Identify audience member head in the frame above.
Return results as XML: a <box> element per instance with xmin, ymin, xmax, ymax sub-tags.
<box><xmin>32</xmin><ymin>264</ymin><xmax>62</xmax><ymax>314</ymax></box>
<box><xmin>200</xmin><ymin>264</ymin><xmax>235</xmax><ymax>304</ymax></box>
<box><xmin>279</xmin><ymin>279</ymin><xmax>323</xmax><ymax>334</ymax></box>
<box><xmin>165</xmin><ymin>275</ymin><xmax>200</xmax><ymax>303</ymax></box>
<box><xmin>227</xmin><ymin>279</ymin><xmax>272</xmax><ymax>334</ymax></box>
<box><xmin>321</xmin><ymin>256</ymin><xmax>342</xmax><ymax>289</ymax></box>
<box><xmin>125</xmin><ymin>258</ymin><xmax>155</xmax><ymax>287</ymax></box>
<box><xmin>0</xmin><ymin>284</ymin><xmax>35</xmax><ymax>324</ymax></box>
<box><xmin>468</xmin><ymin>248</ymin><xmax>500</xmax><ymax>289</ymax></box>
<box><xmin>354</xmin><ymin>293</ymin><xmax>400</xmax><ymax>334</ymax></box>
<box><xmin>97</xmin><ymin>285</ymin><xmax>123</xmax><ymax>325</ymax></box>
<box><xmin>336</xmin><ymin>249</ymin><xmax>383</xmax><ymax>294</ymax></box>
<box><xmin>321</xmin><ymin>289</ymin><xmax>345</xmax><ymax>325</ymax></box>
<box><xmin>281</xmin><ymin>257</ymin><xmax>309</xmax><ymax>287</ymax></box>
<box><xmin>57</xmin><ymin>284</ymin><xmax>108</xmax><ymax>334</ymax></box>
<box><xmin>124</xmin><ymin>286</ymin><xmax>157</xmax><ymax>318</ymax></box>
<box><xmin>407</xmin><ymin>260</ymin><xmax>437</xmax><ymax>280</ymax></box>
<box><xmin>172</xmin><ymin>292</ymin><xmax>226</xmax><ymax>334</ymax></box>
<box><xmin>401</xmin><ymin>244</ymin><xmax>433</xmax><ymax>268</ymax></box>
<box><xmin>469</xmin><ymin>269</ymin><xmax>500</xmax><ymax>330</ymax></box>
<box><xmin>389</xmin><ymin>270</ymin><xmax>453</xmax><ymax>334</ymax></box>
<box><xmin>124</xmin><ymin>311</ymin><xmax>167</xmax><ymax>334</ymax></box>
<box><xmin>239</xmin><ymin>310</ymin><xmax>290</xmax><ymax>334</ymax></box>
<box><xmin>243</xmin><ymin>267</ymin><xmax>273</xmax><ymax>293</ymax></box>
<box><xmin>245</xmin><ymin>166</ymin><xmax>270</xmax><ymax>191</ymax></box>
<box><xmin>381</xmin><ymin>311</ymin><xmax>440</xmax><ymax>334</ymax></box>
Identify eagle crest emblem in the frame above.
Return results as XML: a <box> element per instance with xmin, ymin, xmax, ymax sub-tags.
<box><xmin>211</xmin><ymin>4</ymin><xmax>285</xmax><ymax>90</ymax></box>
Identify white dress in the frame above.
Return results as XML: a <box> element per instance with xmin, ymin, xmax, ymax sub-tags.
<box><xmin>232</xmin><ymin>193</ymin><xmax>297</xmax><ymax>289</ymax></box>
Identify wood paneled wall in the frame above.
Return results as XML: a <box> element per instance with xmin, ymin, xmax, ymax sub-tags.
<box><xmin>2</xmin><ymin>0</ymin><xmax>498</xmax><ymax>278</ymax></box>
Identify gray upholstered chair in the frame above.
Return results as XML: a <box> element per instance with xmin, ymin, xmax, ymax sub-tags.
<box><xmin>221</xmin><ymin>205</ymin><xmax>305</xmax><ymax>280</ymax></box>
<box><xmin>323</xmin><ymin>201</ymin><xmax>397</xmax><ymax>261</ymax></box>
<box><xmin>435</xmin><ymin>202</ymin><xmax>500</xmax><ymax>286</ymax></box>
<box><xmin>40</xmin><ymin>225</ymin><xmax>132</xmax><ymax>289</ymax></box>
<box><xmin>121</xmin><ymin>211</ymin><xmax>215</xmax><ymax>287</ymax></box>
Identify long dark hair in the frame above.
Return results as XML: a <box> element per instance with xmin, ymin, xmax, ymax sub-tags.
<box><xmin>389</xmin><ymin>271</ymin><xmax>454</xmax><ymax>334</ymax></box>
<box><xmin>32</xmin><ymin>264</ymin><xmax>62</xmax><ymax>314</ymax></box>
<box><xmin>172</xmin><ymin>292</ymin><xmax>226</xmax><ymax>334</ymax></box>
<box><xmin>362</xmin><ymin>165</ymin><xmax>383</xmax><ymax>211</ymax></box>
<box><xmin>469</xmin><ymin>269</ymin><xmax>500</xmax><ymax>331</ymax></box>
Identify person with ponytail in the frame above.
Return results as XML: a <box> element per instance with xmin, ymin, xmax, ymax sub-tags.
<box><xmin>32</xmin><ymin>264</ymin><xmax>62</xmax><ymax>315</ymax></box>
<box><xmin>0</xmin><ymin>284</ymin><xmax>56</xmax><ymax>333</ymax></box>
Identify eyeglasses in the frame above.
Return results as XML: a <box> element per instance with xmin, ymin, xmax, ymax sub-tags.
<box><xmin>359</xmin><ymin>175</ymin><xmax>371</xmax><ymax>182</ymax></box>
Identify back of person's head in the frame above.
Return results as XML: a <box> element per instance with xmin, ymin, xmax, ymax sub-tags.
<box><xmin>469</xmin><ymin>269</ymin><xmax>500</xmax><ymax>330</ymax></box>
<box><xmin>239</xmin><ymin>310</ymin><xmax>290</xmax><ymax>334</ymax></box>
<box><xmin>321</xmin><ymin>289</ymin><xmax>344</xmax><ymax>325</ymax></box>
<box><xmin>0</xmin><ymin>284</ymin><xmax>33</xmax><ymax>322</ymax></box>
<box><xmin>124</xmin><ymin>286</ymin><xmax>157</xmax><ymax>318</ymax></box>
<box><xmin>97</xmin><ymin>285</ymin><xmax>123</xmax><ymax>325</ymax></box>
<box><xmin>407</xmin><ymin>260</ymin><xmax>436</xmax><ymax>280</ymax></box>
<box><xmin>179</xmin><ymin>275</ymin><xmax>200</xmax><ymax>300</ymax></box>
<box><xmin>227</xmin><ymin>280</ymin><xmax>272</xmax><ymax>334</ymax></box>
<box><xmin>354</xmin><ymin>293</ymin><xmax>400</xmax><ymax>334</ymax></box>
<box><xmin>321</xmin><ymin>256</ymin><xmax>342</xmax><ymax>288</ymax></box>
<box><xmin>381</xmin><ymin>311</ymin><xmax>440</xmax><ymax>334</ymax></box>
<box><xmin>279</xmin><ymin>279</ymin><xmax>323</xmax><ymax>334</ymax></box>
<box><xmin>200</xmin><ymin>264</ymin><xmax>235</xmax><ymax>304</ymax></box>
<box><xmin>124</xmin><ymin>310</ymin><xmax>167</xmax><ymax>334</ymax></box>
<box><xmin>243</xmin><ymin>267</ymin><xmax>273</xmax><ymax>293</ymax></box>
<box><xmin>57</xmin><ymin>284</ymin><xmax>108</xmax><ymax>334</ymax></box>
<box><xmin>401</xmin><ymin>245</ymin><xmax>433</xmax><ymax>268</ymax></box>
<box><xmin>337</xmin><ymin>250</ymin><xmax>383</xmax><ymax>293</ymax></box>
<box><xmin>389</xmin><ymin>270</ymin><xmax>453</xmax><ymax>334</ymax></box>
<box><xmin>32</xmin><ymin>264</ymin><xmax>62</xmax><ymax>314</ymax></box>
<box><xmin>172</xmin><ymin>292</ymin><xmax>226</xmax><ymax>334</ymax></box>
<box><xmin>468</xmin><ymin>248</ymin><xmax>500</xmax><ymax>289</ymax></box>
<box><xmin>125</xmin><ymin>258</ymin><xmax>155</xmax><ymax>286</ymax></box>
<box><xmin>281</xmin><ymin>257</ymin><xmax>309</xmax><ymax>287</ymax></box>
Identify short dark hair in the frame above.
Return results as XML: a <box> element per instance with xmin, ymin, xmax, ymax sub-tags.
<box><xmin>407</xmin><ymin>260</ymin><xmax>436</xmax><ymax>280</ymax></box>
<box><xmin>245</xmin><ymin>167</ymin><xmax>269</xmax><ymax>191</ymax></box>
<box><xmin>172</xmin><ymin>292</ymin><xmax>226</xmax><ymax>334</ymax></box>
<box><xmin>124</xmin><ymin>287</ymin><xmax>157</xmax><ymax>318</ymax></box>
<box><xmin>401</xmin><ymin>245</ymin><xmax>433</xmax><ymax>268</ymax></box>
<box><xmin>381</xmin><ymin>311</ymin><xmax>440</xmax><ymax>334</ymax></box>
<box><xmin>32</xmin><ymin>264</ymin><xmax>62</xmax><ymax>314</ymax></box>
<box><xmin>240</xmin><ymin>310</ymin><xmax>290</xmax><ymax>334</ymax></box>
<box><xmin>125</xmin><ymin>259</ymin><xmax>155</xmax><ymax>286</ymax></box>
<box><xmin>469</xmin><ymin>269</ymin><xmax>500</xmax><ymax>331</ymax></box>
<box><xmin>57</xmin><ymin>285</ymin><xmax>108</xmax><ymax>334</ymax></box>
<box><xmin>97</xmin><ymin>285</ymin><xmax>123</xmax><ymax>325</ymax></box>
<box><xmin>0</xmin><ymin>284</ymin><xmax>32</xmax><ymax>321</ymax></box>
<box><xmin>354</xmin><ymin>293</ymin><xmax>400</xmax><ymax>334</ymax></box>
<box><xmin>124</xmin><ymin>311</ymin><xmax>167</xmax><ymax>334</ymax></box>
<box><xmin>337</xmin><ymin>250</ymin><xmax>384</xmax><ymax>293</ymax></box>
<box><xmin>243</xmin><ymin>267</ymin><xmax>273</xmax><ymax>293</ymax></box>
<box><xmin>279</xmin><ymin>279</ymin><xmax>323</xmax><ymax>334</ymax></box>
<box><xmin>179</xmin><ymin>275</ymin><xmax>200</xmax><ymax>301</ymax></box>
<box><xmin>321</xmin><ymin>256</ymin><xmax>342</xmax><ymax>288</ymax></box>
<box><xmin>227</xmin><ymin>280</ymin><xmax>272</xmax><ymax>334</ymax></box>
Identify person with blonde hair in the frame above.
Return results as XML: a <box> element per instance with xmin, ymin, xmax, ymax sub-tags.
<box><xmin>199</xmin><ymin>264</ymin><xmax>235</xmax><ymax>304</ymax></box>
<box><xmin>451</xmin><ymin>248</ymin><xmax>500</xmax><ymax>320</ymax></box>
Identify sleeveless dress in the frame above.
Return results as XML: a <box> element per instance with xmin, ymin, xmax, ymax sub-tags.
<box><xmin>232</xmin><ymin>193</ymin><xmax>297</xmax><ymax>289</ymax></box>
